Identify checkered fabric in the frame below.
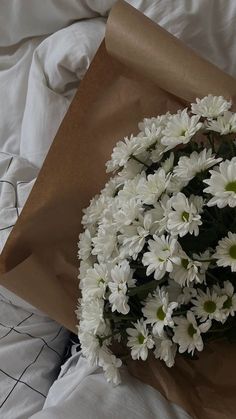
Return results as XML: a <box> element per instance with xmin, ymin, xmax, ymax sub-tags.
<box><xmin>0</xmin><ymin>153</ymin><xmax>70</xmax><ymax>418</ymax></box>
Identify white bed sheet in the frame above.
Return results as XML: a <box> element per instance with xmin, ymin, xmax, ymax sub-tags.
<box><xmin>0</xmin><ymin>0</ymin><xmax>236</xmax><ymax>418</ymax></box>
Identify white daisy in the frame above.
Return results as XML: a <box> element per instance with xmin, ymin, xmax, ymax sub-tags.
<box><xmin>142</xmin><ymin>288</ymin><xmax>178</xmax><ymax>336</ymax></box>
<box><xmin>106</xmin><ymin>135</ymin><xmax>139</xmax><ymax>172</ymax></box>
<box><xmin>153</xmin><ymin>332</ymin><xmax>177</xmax><ymax>367</ymax></box>
<box><xmin>142</xmin><ymin>234</ymin><xmax>180</xmax><ymax>280</ymax></box>
<box><xmin>191</xmin><ymin>95</ymin><xmax>231</xmax><ymax>118</ymax></box>
<box><xmin>134</xmin><ymin>123</ymin><xmax>162</xmax><ymax>154</ymax></box>
<box><xmin>177</xmin><ymin>286</ymin><xmax>197</xmax><ymax>305</ymax></box>
<box><xmin>161</xmin><ymin>152</ymin><xmax>175</xmax><ymax>173</ymax></box>
<box><xmin>118</xmin><ymin>173</ymin><xmax>145</xmax><ymax>201</ymax></box>
<box><xmin>221</xmin><ymin>281</ymin><xmax>236</xmax><ymax>317</ymax></box>
<box><xmin>146</xmin><ymin>194</ymin><xmax>172</xmax><ymax>235</ymax></box>
<box><xmin>169</xmin><ymin>255</ymin><xmax>205</xmax><ymax>286</ymax></box>
<box><xmin>137</xmin><ymin>168</ymin><xmax>171</xmax><ymax>205</ymax></box>
<box><xmin>118</xmin><ymin>213</ymin><xmax>152</xmax><ymax>260</ymax></box>
<box><xmin>113</xmin><ymin>198</ymin><xmax>143</xmax><ymax>229</ymax></box>
<box><xmin>206</xmin><ymin>111</ymin><xmax>236</xmax><ymax>135</ymax></box>
<box><xmin>79</xmin><ymin>331</ymin><xmax>105</xmax><ymax>366</ymax></box>
<box><xmin>78</xmin><ymin>229</ymin><xmax>93</xmax><ymax>261</ymax></box>
<box><xmin>173</xmin><ymin>149</ymin><xmax>222</xmax><ymax>182</ymax></box>
<box><xmin>213</xmin><ymin>232</ymin><xmax>236</xmax><ymax>271</ymax></box>
<box><xmin>80</xmin><ymin>298</ymin><xmax>106</xmax><ymax>334</ymax></box>
<box><xmin>118</xmin><ymin>158</ymin><xmax>144</xmax><ymax>181</ymax></box>
<box><xmin>92</xmin><ymin>224</ymin><xmax>118</xmax><ymax>262</ymax></box>
<box><xmin>98</xmin><ymin>350</ymin><xmax>122</xmax><ymax>385</ymax></box>
<box><xmin>203</xmin><ymin>157</ymin><xmax>236</xmax><ymax>208</ymax></box>
<box><xmin>191</xmin><ymin>288</ymin><xmax>227</xmax><ymax>322</ymax></box>
<box><xmin>173</xmin><ymin>311</ymin><xmax>211</xmax><ymax>354</ymax></box>
<box><xmin>80</xmin><ymin>263</ymin><xmax>110</xmax><ymax>300</ymax></box>
<box><xmin>138</xmin><ymin>112</ymin><xmax>171</xmax><ymax>132</ymax></box>
<box><xmin>161</xmin><ymin>109</ymin><xmax>202</xmax><ymax>151</ymax></box>
<box><xmin>126</xmin><ymin>319</ymin><xmax>154</xmax><ymax>360</ymax></box>
<box><xmin>167</xmin><ymin>192</ymin><xmax>203</xmax><ymax>237</ymax></box>
<box><xmin>108</xmin><ymin>260</ymin><xmax>135</xmax><ymax>315</ymax></box>
<box><xmin>82</xmin><ymin>195</ymin><xmax>109</xmax><ymax>226</ymax></box>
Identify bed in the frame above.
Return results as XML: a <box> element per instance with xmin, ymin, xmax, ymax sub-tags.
<box><xmin>0</xmin><ymin>1</ymin><xmax>236</xmax><ymax>418</ymax></box>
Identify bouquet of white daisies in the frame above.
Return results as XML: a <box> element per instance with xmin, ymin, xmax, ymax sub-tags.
<box><xmin>77</xmin><ymin>95</ymin><xmax>236</xmax><ymax>385</ymax></box>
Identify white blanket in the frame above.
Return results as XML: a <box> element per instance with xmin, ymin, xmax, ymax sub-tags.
<box><xmin>1</xmin><ymin>0</ymin><xmax>236</xmax><ymax>418</ymax></box>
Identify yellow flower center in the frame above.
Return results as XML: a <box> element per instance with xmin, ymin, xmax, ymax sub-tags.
<box><xmin>181</xmin><ymin>258</ymin><xmax>189</xmax><ymax>270</ymax></box>
<box><xmin>188</xmin><ymin>324</ymin><xmax>197</xmax><ymax>337</ymax></box>
<box><xmin>229</xmin><ymin>245</ymin><xmax>236</xmax><ymax>259</ymax></box>
<box><xmin>204</xmin><ymin>300</ymin><xmax>216</xmax><ymax>313</ymax></box>
<box><xmin>138</xmin><ymin>334</ymin><xmax>145</xmax><ymax>344</ymax></box>
<box><xmin>182</xmin><ymin>211</ymin><xmax>189</xmax><ymax>222</ymax></box>
<box><xmin>225</xmin><ymin>181</ymin><xmax>236</xmax><ymax>193</ymax></box>
<box><xmin>156</xmin><ymin>306</ymin><xmax>165</xmax><ymax>321</ymax></box>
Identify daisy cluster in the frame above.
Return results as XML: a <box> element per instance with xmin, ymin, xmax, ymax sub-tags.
<box><xmin>77</xmin><ymin>95</ymin><xmax>236</xmax><ymax>385</ymax></box>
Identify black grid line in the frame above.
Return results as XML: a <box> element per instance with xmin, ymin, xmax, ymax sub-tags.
<box><xmin>5</xmin><ymin>157</ymin><xmax>13</xmax><ymax>173</ymax></box>
<box><xmin>0</xmin><ymin>367</ymin><xmax>46</xmax><ymax>399</ymax></box>
<box><xmin>0</xmin><ymin>313</ymin><xmax>34</xmax><ymax>341</ymax></box>
<box><xmin>0</xmin><ymin>324</ymin><xmax>63</xmax><ymax>409</ymax></box>
<box><xmin>0</xmin><ymin>343</ymin><xmax>46</xmax><ymax>408</ymax></box>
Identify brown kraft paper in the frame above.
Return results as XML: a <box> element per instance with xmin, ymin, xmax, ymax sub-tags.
<box><xmin>0</xmin><ymin>1</ymin><xmax>236</xmax><ymax>417</ymax></box>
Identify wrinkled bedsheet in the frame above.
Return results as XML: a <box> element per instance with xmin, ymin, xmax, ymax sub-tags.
<box><xmin>0</xmin><ymin>1</ymin><xmax>236</xmax><ymax>418</ymax></box>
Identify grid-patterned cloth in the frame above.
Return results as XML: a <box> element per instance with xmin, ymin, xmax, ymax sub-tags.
<box><xmin>0</xmin><ymin>153</ymin><xmax>70</xmax><ymax>418</ymax></box>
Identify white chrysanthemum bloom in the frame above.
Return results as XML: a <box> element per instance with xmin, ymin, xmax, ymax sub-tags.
<box><xmin>78</xmin><ymin>229</ymin><xmax>93</xmax><ymax>261</ymax></box>
<box><xmin>92</xmin><ymin>224</ymin><xmax>118</xmax><ymax>262</ymax></box>
<box><xmin>126</xmin><ymin>319</ymin><xmax>154</xmax><ymax>360</ymax></box>
<box><xmin>142</xmin><ymin>288</ymin><xmax>178</xmax><ymax>336</ymax></box>
<box><xmin>173</xmin><ymin>311</ymin><xmax>211</xmax><ymax>355</ymax></box>
<box><xmin>169</xmin><ymin>254</ymin><xmax>205</xmax><ymax>286</ymax></box>
<box><xmin>221</xmin><ymin>281</ymin><xmax>236</xmax><ymax>318</ymax></box>
<box><xmin>80</xmin><ymin>298</ymin><xmax>106</xmax><ymax>334</ymax></box>
<box><xmin>108</xmin><ymin>260</ymin><xmax>135</xmax><ymax>315</ymax></box>
<box><xmin>137</xmin><ymin>168</ymin><xmax>171</xmax><ymax>205</ymax></box>
<box><xmin>146</xmin><ymin>194</ymin><xmax>172</xmax><ymax>235</ymax></box>
<box><xmin>80</xmin><ymin>263</ymin><xmax>110</xmax><ymax>300</ymax></box>
<box><xmin>101</xmin><ymin>176</ymin><xmax>122</xmax><ymax>197</ymax></box>
<box><xmin>118</xmin><ymin>173</ymin><xmax>145</xmax><ymax>201</ymax></box>
<box><xmin>78</xmin><ymin>259</ymin><xmax>94</xmax><ymax>280</ymax></box>
<box><xmin>82</xmin><ymin>195</ymin><xmax>110</xmax><ymax>226</ymax></box>
<box><xmin>167</xmin><ymin>192</ymin><xmax>203</xmax><ymax>237</ymax></box>
<box><xmin>203</xmin><ymin>158</ymin><xmax>236</xmax><ymax>208</ymax></box>
<box><xmin>150</xmin><ymin>142</ymin><xmax>166</xmax><ymax>163</ymax></box>
<box><xmin>113</xmin><ymin>198</ymin><xmax>143</xmax><ymax>229</ymax></box>
<box><xmin>213</xmin><ymin>232</ymin><xmax>236</xmax><ymax>271</ymax></box>
<box><xmin>173</xmin><ymin>149</ymin><xmax>223</xmax><ymax>182</ymax></box>
<box><xmin>79</xmin><ymin>331</ymin><xmax>106</xmax><ymax>366</ymax></box>
<box><xmin>106</xmin><ymin>135</ymin><xmax>139</xmax><ymax>172</ymax></box>
<box><xmin>161</xmin><ymin>152</ymin><xmax>175</xmax><ymax>174</ymax></box>
<box><xmin>177</xmin><ymin>286</ymin><xmax>197</xmax><ymax>305</ymax></box>
<box><xmin>142</xmin><ymin>234</ymin><xmax>180</xmax><ymax>280</ymax></box>
<box><xmin>134</xmin><ymin>123</ymin><xmax>162</xmax><ymax>155</ymax></box>
<box><xmin>191</xmin><ymin>95</ymin><xmax>231</xmax><ymax>118</ymax></box>
<box><xmin>118</xmin><ymin>213</ymin><xmax>152</xmax><ymax>260</ymax></box>
<box><xmin>98</xmin><ymin>350</ymin><xmax>122</xmax><ymax>386</ymax></box>
<box><xmin>153</xmin><ymin>333</ymin><xmax>177</xmax><ymax>367</ymax></box>
<box><xmin>166</xmin><ymin>175</ymin><xmax>188</xmax><ymax>194</ymax></box>
<box><xmin>205</xmin><ymin>111</ymin><xmax>236</xmax><ymax>135</ymax></box>
<box><xmin>118</xmin><ymin>158</ymin><xmax>144</xmax><ymax>181</ymax></box>
<box><xmin>191</xmin><ymin>288</ymin><xmax>227</xmax><ymax>322</ymax></box>
<box><xmin>161</xmin><ymin>109</ymin><xmax>202</xmax><ymax>151</ymax></box>
<box><xmin>138</xmin><ymin>112</ymin><xmax>171</xmax><ymax>132</ymax></box>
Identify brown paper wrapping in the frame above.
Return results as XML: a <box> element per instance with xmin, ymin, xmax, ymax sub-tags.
<box><xmin>0</xmin><ymin>1</ymin><xmax>236</xmax><ymax>417</ymax></box>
